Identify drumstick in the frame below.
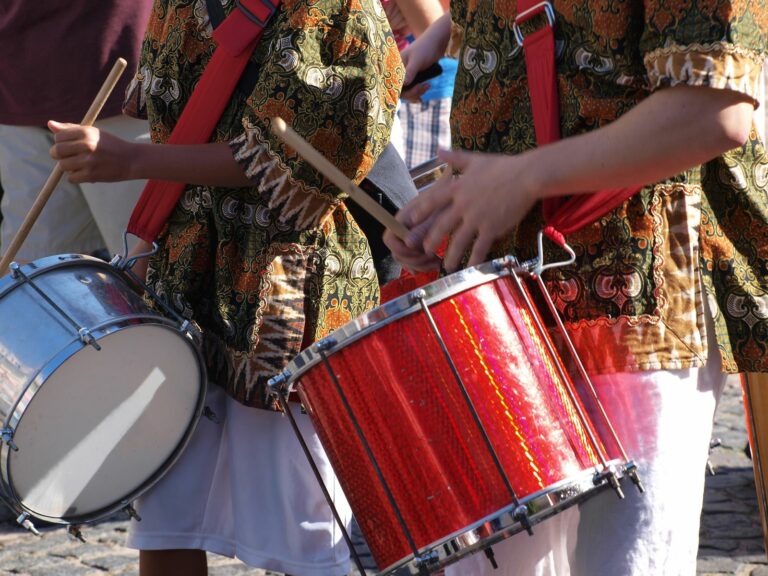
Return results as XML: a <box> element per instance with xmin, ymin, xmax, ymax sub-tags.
<box><xmin>270</xmin><ymin>117</ymin><xmax>410</xmax><ymax>241</ymax></box>
<box><xmin>0</xmin><ymin>58</ymin><xmax>128</xmax><ymax>276</ymax></box>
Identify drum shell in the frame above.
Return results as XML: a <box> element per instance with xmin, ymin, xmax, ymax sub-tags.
<box><xmin>289</xmin><ymin>264</ymin><xmax>609</xmax><ymax>571</ymax></box>
<box><xmin>0</xmin><ymin>254</ymin><xmax>206</xmax><ymax>524</ymax></box>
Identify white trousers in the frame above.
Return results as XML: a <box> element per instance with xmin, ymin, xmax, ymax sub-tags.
<box><xmin>0</xmin><ymin>115</ymin><xmax>149</xmax><ymax>259</ymax></box>
<box><xmin>126</xmin><ymin>385</ymin><xmax>352</xmax><ymax>576</ymax></box>
<box><xmin>447</xmin><ymin>338</ymin><xmax>726</xmax><ymax>576</ymax></box>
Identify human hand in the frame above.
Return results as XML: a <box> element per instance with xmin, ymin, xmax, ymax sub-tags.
<box><xmin>399</xmin><ymin>42</ymin><xmax>437</xmax><ymax>103</ymax></box>
<box><xmin>383</xmin><ymin>212</ymin><xmax>443</xmax><ymax>273</ymax></box>
<box><xmin>399</xmin><ymin>148</ymin><xmax>539</xmax><ymax>272</ymax></box>
<box><xmin>48</xmin><ymin>120</ymin><xmax>133</xmax><ymax>183</ymax></box>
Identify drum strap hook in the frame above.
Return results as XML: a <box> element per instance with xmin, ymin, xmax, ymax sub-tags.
<box><xmin>533</xmin><ymin>230</ymin><xmax>576</xmax><ymax>277</ymax></box>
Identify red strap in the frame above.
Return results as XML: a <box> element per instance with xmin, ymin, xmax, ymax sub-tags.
<box><xmin>127</xmin><ymin>0</ymin><xmax>281</xmax><ymax>242</ymax></box>
<box><xmin>516</xmin><ymin>0</ymin><xmax>642</xmax><ymax>246</ymax></box>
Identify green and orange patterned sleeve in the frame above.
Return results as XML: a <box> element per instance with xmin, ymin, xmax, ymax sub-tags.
<box><xmin>640</xmin><ymin>0</ymin><xmax>766</xmax><ymax>103</ymax></box>
<box><xmin>229</xmin><ymin>0</ymin><xmax>405</xmax><ymax>231</ymax></box>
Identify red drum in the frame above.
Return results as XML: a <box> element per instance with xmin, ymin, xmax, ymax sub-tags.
<box><xmin>277</xmin><ymin>260</ymin><xmax>629</xmax><ymax>574</ymax></box>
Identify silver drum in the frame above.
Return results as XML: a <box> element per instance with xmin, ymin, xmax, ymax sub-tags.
<box><xmin>0</xmin><ymin>254</ymin><xmax>205</xmax><ymax>527</ymax></box>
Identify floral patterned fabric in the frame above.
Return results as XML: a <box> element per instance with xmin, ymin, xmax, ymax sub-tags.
<box><xmin>450</xmin><ymin>0</ymin><xmax>767</xmax><ymax>374</ymax></box>
<box><xmin>134</xmin><ymin>0</ymin><xmax>403</xmax><ymax>408</ymax></box>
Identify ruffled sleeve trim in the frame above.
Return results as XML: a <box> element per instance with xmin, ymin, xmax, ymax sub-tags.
<box><xmin>644</xmin><ymin>42</ymin><xmax>764</xmax><ymax>107</ymax></box>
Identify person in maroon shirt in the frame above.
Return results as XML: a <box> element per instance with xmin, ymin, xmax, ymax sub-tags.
<box><xmin>0</xmin><ymin>1</ymin><xmax>152</xmax><ymax>259</ymax></box>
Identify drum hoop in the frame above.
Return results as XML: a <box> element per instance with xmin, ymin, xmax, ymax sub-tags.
<box><xmin>0</xmin><ymin>254</ymin><xmax>117</xmax><ymax>299</ymax></box>
<box><xmin>286</xmin><ymin>260</ymin><xmax>519</xmax><ymax>380</ymax></box>
<box><xmin>0</xmin><ymin>318</ymin><xmax>207</xmax><ymax>525</ymax></box>
<box><xmin>379</xmin><ymin>460</ymin><xmax>625</xmax><ymax>575</ymax></box>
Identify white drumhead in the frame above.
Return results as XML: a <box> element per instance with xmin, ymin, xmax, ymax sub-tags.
<box><xmin>8</xmin><ymin>323</ymin><xmax>202</xmax><ymax>521</ymax></box>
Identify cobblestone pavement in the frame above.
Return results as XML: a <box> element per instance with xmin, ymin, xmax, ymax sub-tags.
<box><xmin>0</xmin><ymin>376</ymin><xmax>764</xmax><ymax>575</ymax></box>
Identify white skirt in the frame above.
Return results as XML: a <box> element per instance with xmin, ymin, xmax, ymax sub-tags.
<box><xmin>125</xmin><ymin>384</ymin><xmax>352</xmax><ymax>576</ymax></box>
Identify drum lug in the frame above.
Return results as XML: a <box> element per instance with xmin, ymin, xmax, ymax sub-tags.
<box><xmin>408</xmin><ymin>288</ymin><xmax>427</xmax><ymax>306</ymax></box>
<box><xmin>267</xmin><ymin>369</ymin><xmax>293</xmax><ymax>395</ymax></box>
<box><xmin>513</xmin><ymin>504</ymin><xmax>533</xmax><ymax>535</ymax></box>
<box><xmin>414</xmin><ymin>549</ymin><xmax>439</xmax><ymax>573</ymax></box>
<box><xmin>67</xmin><ymin>524</ymin><xmax>86</xmax><ymax>543</ymax></box>
<box><xmin>9</xmin><ymin>262</ymin><xmax>21</xmax><ymax>279</ymax></box>
<box><xmin>315</xmin><ymin>337</ymin><xmax>338</xmax><ymax>352</ymax></box>
<box><xmin>491</xmin><ymin>255</ymin><xmax>520</xmax><ymax>272</ymax></box>
<box><xmin>623</xmin><ymin>460</ymin><xmax>645</xmax><ymax>493</ymax></box>
<box><xmin>594</xmin><ymin>467</ymin><xmax>625</xmax><ymax>499</ymax></box>
<box><xmin>1</xmin><ymin>427</ymin><xmax>18</xmax><ymax>452</ymax></box>
<box><xmin>16</xmin><ymin>512</ymin><xmax>40</xmax><ymax>536</ymax></box>
<box><xmin>78</xmin><ymin>328</ymin><xmax>102</xmax><ymax>351</ymax></box>
<box><xmin>123</xmin><ymin>503</ymin><xmax>142</xmax><ymax>522</ymax></box>
<box><xmin>202</xmin><ymin>406</ymin><xmax>221</xmax><ymax>424</ymax></box>
<box><xmin>179</xmin><ymin>319</ymin><xmax>201</xmax><ymax>341</ymax></box>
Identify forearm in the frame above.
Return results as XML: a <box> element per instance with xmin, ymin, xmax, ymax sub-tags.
<box><xmin>395</xmin><ymin>0</ymin><xmax>445</xmax><ymax>36</ymax></box>
<box><xmin>127</xmin><ymin>141</ymin><xmax>252</xmax><ymax>188</ymax></box>
<box><xmin>409</xmin><ymin>11</ymin><xmax>452</xmax><ymax>63</ymax></box>
<box><xmin>524</xmin><ymin>85</ymin><xmax>755</xmax><ymax>198</ymax></box>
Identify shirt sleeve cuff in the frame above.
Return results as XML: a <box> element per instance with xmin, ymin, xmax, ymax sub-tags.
<box><xmin>230</xmin><ymin>123</ymin><xmax>340</xmax><ymax>231</ymax></box>
<box><xmin>644</xmin><ymin>42</ymin><xmax>764</xmax><ymax>106</ymax></box>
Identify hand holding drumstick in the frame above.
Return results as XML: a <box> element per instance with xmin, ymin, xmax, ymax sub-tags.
<box><xmin>0</xmin><ymin>58</ymin><xmax>128</xmax><ymax>276</ymax></box>
<box><xmin>269</xmin><ymin>117</ymin><xmax>443</xmax><ymax>272</ymax></box>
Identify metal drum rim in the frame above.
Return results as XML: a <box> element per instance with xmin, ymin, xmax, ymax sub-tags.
<box><xmin>377</xmin><ymin>460</ymin><xmax>626</xmax><ymax>576</ymax></box>
<box><xmin>0</xmin><ymin>319</ymin><xmax>208</xmax><ymax>526</ymax></box>
<box><xmin>0</xmin><ymin>253</ymin><xmax>119</xmax><ymax>299</ymax></box>
<box><xmin>285</xmin><ymin>260</ymin><xmax>519</xmax><ymax>381</ymax></box>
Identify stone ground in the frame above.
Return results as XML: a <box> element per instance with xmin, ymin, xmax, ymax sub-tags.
<box><xmin>0</xmin><ymin>375</ymin><xmax>764</xmax><ymax>575</ymax></box>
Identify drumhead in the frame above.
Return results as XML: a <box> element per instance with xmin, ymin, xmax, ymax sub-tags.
<box><xmin>7</xmin><ymin>322</ymin><xmax>203</xmax><ymax>522</ymax></box>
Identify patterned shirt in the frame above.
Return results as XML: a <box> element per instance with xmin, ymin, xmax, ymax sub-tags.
<box><xmin>132</xmin><ymin>0</ymin><xmax>403</xmax><ymax>408</ymax></box>
<box><xmin>450</xmin><ymin>0</ymin><xmax>767</xmax><ymax>374</ymax></box>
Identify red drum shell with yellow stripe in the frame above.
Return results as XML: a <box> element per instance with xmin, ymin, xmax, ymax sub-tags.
<box><xmin>287</xmin><ymin>261</ymin><xmax>618</xmax><ymax>573</ymax></box>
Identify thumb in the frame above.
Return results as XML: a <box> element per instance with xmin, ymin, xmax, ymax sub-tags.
<box><xmin>47</xmin><ymin>120</ymin><xmax>75</xmax><ymax>133</ymax></box>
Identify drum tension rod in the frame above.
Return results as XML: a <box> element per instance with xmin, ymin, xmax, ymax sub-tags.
<box><xmin>67</xmin><ymin>525</ymin><xmax>86</xmax><ymax>543</ymax></box>
<box><xmin>623</xmin><ymin>461</ymin><xmax>645</xmax><ymax>493</ymax></box>
<box><xmin>410</xmin><ymin>288</ymin><xmax>532</xmax><ymax>536</ymax></box>
<box><xmin>594</xmin><ymin>467</ymin><xmax>625</xmax><ymax>500</ymax></box>
<box><xmin>484</xmin><ymin>547</ymin><xmax>499</xmax><ymax>569</ymax></box>
<box><xmin>16</xmin><ymin>512</ymin><xmax>40</xmax><ymax>536</ymax></box>
<box><xmin>123</xmin><ymin>503</ymin><xmax>142</xmax><ymax>522</ymax></box>
<box><xmin>9</xmin><ymin>263</ymin><xmax>102</xmax><ymax>351</ymax></box>
<box><xmin>1</xmin><ymin>427</ymin><xmax>18</xmax><ymax>452</ymax></box>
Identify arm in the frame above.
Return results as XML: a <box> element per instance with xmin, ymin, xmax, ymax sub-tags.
<box><xmin>48</xmin><ymin>121</ymin><xmax>252</xmax><ymax>187</ymax></box>
<box><xmin>399</xmin><ymin>12</ymin><xmax>451</xmax><ymax>86</ymax></box>
<box><xmin>393</xmin><ymin>0</ymin><xmax>445</xmax><ymax>37</ymax></box>
<box><xmin>386</xmin><ymin>84</ymin><xmax>755</xmax><ymax>271</ymax></box>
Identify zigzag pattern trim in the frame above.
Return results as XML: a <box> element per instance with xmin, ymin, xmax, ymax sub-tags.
<box><xmin>231</xmin><ymin>126</ymin><xmax>340</xmax><ymax>230</ymax></box>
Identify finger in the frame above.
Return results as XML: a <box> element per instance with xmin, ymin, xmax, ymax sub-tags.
<box><xmin>436</xmin><ymin>148</ymin><xmax>473</xmax><ymax>174</ymax></box>
<box><xmin>384</xmin><ymin>230</ymin><xmax>441</xmax><ymax>271</ymax></box>
<box><xmin>57</xmin><ymin>154</ymin><xmax>86</xmax><ymax>173</ymax></box>
<box><xmin>401</xmin><ymin>83</ymin><xmax>430</xmax><ymax>103</ymax></box>
<box><xmin>48</xmin><ymin>121</ymin><xmax>81</xmax><ymax>139</ymax></box>
<box><xmin>442</xmin><ymin>222</ymin><xmax>476</xmax><ymax>272</ymax></box>
<box><xmin>402</xmin><ymin>171</ymin><xmax>454</xmax><ymax>228</ymax></box>
<box><xmin>65</xmin><ymin>167</ymin><xmax>88</xmax><ymax>184</ymax></box>
<box><xmin>384</xmin><ymin>229</ymin><xmax>425</xmax><ymax>259</ymax></box>
<box><xmin>404</xmin><ymin>215</ymin><xmax>434</xmax><ymax>248</ymax></box>
<box><xmin>50</xmin><ymin>140</ymin><xmax>89</xmax><ymax>160</ymax></box>
<box><xmin>468</xmin><ymin>231</ymin><xmax>495</xmax><ymax>268</ymax></box>
<box><xmin>422</xmin><ymin>202</ymin><xmax>462</xmax><ymax>254</ymax></box>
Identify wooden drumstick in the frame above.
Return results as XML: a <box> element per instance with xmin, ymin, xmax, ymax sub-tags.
<box><xmin>270</xmin><ymin>117</ymin><xmax>410</xmax><ymax>241</ymax></box>
<box><xmin>0</xmin><ymin>58</ymin><xmax>128</xmax><ymax>276</ymax></box>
